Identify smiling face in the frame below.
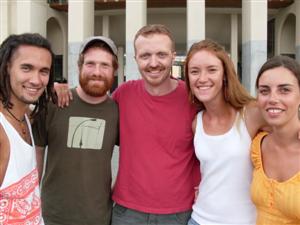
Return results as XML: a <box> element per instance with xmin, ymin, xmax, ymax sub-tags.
<box><xmin>79</xmin><ymin>47</ymin><xmax>115</xmax><ymax>97</ymax></box>
<box><xmin>8</xmin><ymin>45</ymin><xmax>51</xmax><ymax>107</ymax></box>
<box><xmin>134</xmin><ymin>34</ymin><xmax>175</xmax><ymax>89</ymax></box>
<box><xmin>187</xmin><ymin>50</ymin><xmax>225</xmax><ymax>105</ymax></box>
<box><xmin>257</xmin><ymin>66</ymin><xmax>300</xmax><ymax>128</ymax></box>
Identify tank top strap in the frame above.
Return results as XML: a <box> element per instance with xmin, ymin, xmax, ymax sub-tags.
<box><xmin>195</xmin><ymin>111</ymin><xmax>204</xmax><ymax>136</ymax></box>
<box><xmin>25</xmin><ymin>113</ymin><xmax>35</xmax><ymax>146</ymax></box>
<box><xmin>0</xmin><ymin>112</ymin><xmax>36</xmax><ymax>189</ymax></box>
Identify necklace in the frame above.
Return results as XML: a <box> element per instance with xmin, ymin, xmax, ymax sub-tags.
<box><xmin>5</xmin><ymin>107</ymin><xmax>27</xmax><ymax>137</ymax></box>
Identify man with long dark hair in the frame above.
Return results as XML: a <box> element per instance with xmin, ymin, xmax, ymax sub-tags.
<box><xmin>0</xmin><ymin>33</ymin><xmax>56</xmax><ymax>225</ymax></box>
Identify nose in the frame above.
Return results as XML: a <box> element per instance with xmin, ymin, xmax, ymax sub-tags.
<box><xmin>93</xmin><ymin>64</ymin><xmax>103</xmax><ymax>77</ymax></box>
<box><xmin>30</xmin><ymin>71</ymin><xmax>43</xmax><ymax>86</ymax></box>
<box><xmin>196</xmin><ymin>71</ymin><xmax>208</xmax><ymax>83</ymax></box>
<box><xmin>269</xmin><ymin>90</ymin><xmax>279</xmax><ymax>104</ymax></box>
<box><xmin>149</xmin><ymin>56</ymin><xmax>159</xmax><ymax>67</ymax></box>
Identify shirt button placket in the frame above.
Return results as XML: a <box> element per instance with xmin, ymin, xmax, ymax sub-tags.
<box><xmin>269</xmin><ymin>180</ymin><xmax>275</xmax><ymax>208</ymax></box>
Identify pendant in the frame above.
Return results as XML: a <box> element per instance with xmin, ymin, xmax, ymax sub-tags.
<box><xmin>20</xmin><ymin>122</ymin><xmax>27</xmax><ymax>137</ymax></box>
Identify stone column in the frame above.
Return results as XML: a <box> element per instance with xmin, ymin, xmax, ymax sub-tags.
<box><xmin>231</xmin><ymin>14</ymin><xmax>238</xmax><ymax>72</ymax></box>
<box><xmin>68</xmin><ymin>0</ymin><xmax>94</xmax><ymax>88</ymax></box>
<box><xmin>242</xmin><ymin>0</ymin><xmax>267</xmax><ymax>95</ymax></box>
<box><xmin>187</xmin><ymin>0</ymin><xmax>205</xmax><ymax>50</ymax></box>
<box><xmin>117</xmin><ymin>46</ymin><xmax>124</xmax><ymax>86</ymax></box>
<box><xmin>0</xmin><ymin>0</ymin><xmax>9</xmax><ymax>43</ymax></box>
<box><xmin>102</xmin><ymin>15</ymin><xmax>109</xmax><ymax>37</ymax></box>
<box><xmin>125</xmin><ymin>0</ymin><xmax>146</xmax><ymax>81</ymax></box>
<box><xmin>295</xmin><ymin>1</ymin><xmax>300</xmax><ymax>62</ymax></box>
<box><xmin>8</xmin><ymin>1</ymin><xmax>47</xmax><ymax>36</ymax></box>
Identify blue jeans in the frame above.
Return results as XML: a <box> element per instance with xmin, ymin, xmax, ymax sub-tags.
<box><xmin>187</xmin><ymin>217</ymin><xmax>200</xmax><ymax>225</ymax></box>
<box><xmin>111</xmin><ymin>204</ymin><xmax>192</xmax><ymax>225</ymax></box>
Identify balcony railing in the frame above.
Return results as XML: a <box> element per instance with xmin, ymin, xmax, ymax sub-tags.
<box><xmin>48</xmin><ymin>0</ymin><xmax>294</xmax><ymax>12</ymax></box>
<box><xmin>48</xmin><ymin>0</ymin><xmax>67</xmax><ymax>4</ymax></box>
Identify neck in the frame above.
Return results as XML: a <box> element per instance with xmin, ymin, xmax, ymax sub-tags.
<box><xmin>144</xmin><ymin>78</ymin><xmax>178</xmax><ymax>96</ymax></box>
<box><xmin>270</xmin><ymin>120</ymin><xmax>300</xmax><ymax>147</ymax></box>
<box><xmin>1</xmin><ymin>102</ymin><xmax>28</xmax><ymax>122</ymax></box>
<box><xmin>204</xmin><ymin>97</ymin><xmax>234</xmax><ymax>119</ymax></box>
<box><xmin>76</xmin><ymin>86</ymin><xmax>108</xmax><ymax>104</ymax></box>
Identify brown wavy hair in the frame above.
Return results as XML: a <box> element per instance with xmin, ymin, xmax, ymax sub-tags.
<box><xmin>0</xmin><ymin>33</ymin><xmax>57</xmax><ymax>117</ymax></box>
<box><xmin>185</xmin><ymin>39</ymin><xmax>254</xmax><ymax>111</ymax></box>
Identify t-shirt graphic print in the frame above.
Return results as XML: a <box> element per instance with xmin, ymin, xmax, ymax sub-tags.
<box><xmin>67</xmin><ymin>116</ymin><xmax>105</xmax><ymax>150</ymax></box>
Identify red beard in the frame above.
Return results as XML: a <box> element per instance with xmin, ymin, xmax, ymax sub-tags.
<box><xmin>79</xmin><ymin>73</ymin><xmax>114</xmax><ymax>97</ymax></box>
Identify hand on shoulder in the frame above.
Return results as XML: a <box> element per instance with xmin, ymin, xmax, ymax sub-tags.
<box><xmin>54</xmin><ymin>82</ymin><xmax>73</xmax><ymax>108</ymax></box>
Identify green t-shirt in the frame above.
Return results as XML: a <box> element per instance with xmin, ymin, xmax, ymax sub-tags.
<box><xmin>33</xmin><ymin>88</ymin><xmax>119</xmax><ymax>225</ymax></box>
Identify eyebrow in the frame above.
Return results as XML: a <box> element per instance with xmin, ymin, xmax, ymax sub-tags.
<box><xmin>20</xmin><ymin>63</ymin><xmax>33</xmax><ymax>68</ymax></box>
<box><xmin>41</xmin><ymin>67</ymin><xmax>51</xmax><ymax>72</ymax></box>
<box><xmin>21</xmin><ymin>63</ymin><xmax>50</xmax><ymax>71</ymax></box>
<box><xmin>258</xmin><ymin>84</ymin><xmax>294</xmax><ymax>88</ymax></box>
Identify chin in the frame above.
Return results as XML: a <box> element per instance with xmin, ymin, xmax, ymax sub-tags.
<box><xmin>195</xmin><ymin>96</ymin><xmax>211</xmax><ymax>103</ymax></box>
<box><xmin>265</xmin><ymin>119</ymin><xmax>283</xmax><ymax>127</ymax></box>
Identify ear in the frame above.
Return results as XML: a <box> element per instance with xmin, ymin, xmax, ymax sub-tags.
<box><xmin>172</xmin><ymin>51</ymin><xmax>176</xmax><ymax>61</ymax></box>
<box><xmin>134</xmin><ymin>55</ymin><xmax>137</xmax><ymax>61</ymax></box>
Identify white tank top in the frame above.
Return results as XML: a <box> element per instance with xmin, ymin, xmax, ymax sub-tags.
<box><xmin>0</xmin><ymin>112</ymin><xmax>44</xmax><ymax>225</ymax></box>
<box><xmin>191</xmin><ymin>111</ymin><xmax>256</xmax><ymax>225</ymax></box>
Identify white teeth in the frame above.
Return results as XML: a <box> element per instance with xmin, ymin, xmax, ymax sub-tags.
<box><xmin>27</xmin><ymin>88</ymin><xmax>38</xmax><ymax>91</ymax></box>
<box><xmin>25</xmin><ymin>87</ymin><xmax>40</xmax><ymax>93</ymax></box>
<box><xmin>267</xmin><ymin>108</ymin><xmax>282</xmax><ymax>113</ymax></box>
<box><xmin>199</xmin><ymin>86</ymin><xmax>210</xmax><ymax>90</ymax></box>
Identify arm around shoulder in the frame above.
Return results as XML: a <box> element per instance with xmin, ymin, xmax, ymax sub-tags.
<box><xmin>244</xmin><ymin>101</ymin><xmax>268</xmax><ymax>139</ymax></box>
<box><xmin>0</xmin><ymin>125</ymin><xmax>9</xmax><ymax>187</ymax></box>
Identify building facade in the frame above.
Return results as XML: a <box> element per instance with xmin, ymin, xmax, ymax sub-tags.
<box><xmin>1</xmin><ymin>0</ymin><xmax>298</xmax><ymax>94</ymax></box>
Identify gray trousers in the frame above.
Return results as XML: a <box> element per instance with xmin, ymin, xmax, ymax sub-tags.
<box><xmin>111</xmin><ymin>204</ymin><xmax>191</xmax><ymax>225</ymax></box>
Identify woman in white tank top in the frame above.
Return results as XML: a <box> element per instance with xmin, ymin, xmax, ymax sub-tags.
<box><xmin>184</xmin><ymin>39</ymin><xmax>267</xmax><ymax>225</ymax></box>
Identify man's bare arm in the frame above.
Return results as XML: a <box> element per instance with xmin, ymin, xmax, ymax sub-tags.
<box><xmin>0</xmin><ymin>125</ymin><xmax>10</xmax><ymax>187</ymax></box>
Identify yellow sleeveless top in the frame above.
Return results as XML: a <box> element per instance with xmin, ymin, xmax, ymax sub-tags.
<box><xmin>251</xmin><ymin>132</ymin><xmax>300</xmax><ymax>225</ymax></box>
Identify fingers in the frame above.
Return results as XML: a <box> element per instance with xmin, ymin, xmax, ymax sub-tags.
<box><xmin>68</xmin><ymin>89</ymin><xmax>73</xmax><ymax>101</ymax></box>
<box><xmin>58</xmin><ymin>89</ymin><xmax>71</xmax><ymax>107</ymax></box>
<box><xmin>54</xmin><ymin>83</ymin><xmax>71</xmax><ymax>107</ymax></box>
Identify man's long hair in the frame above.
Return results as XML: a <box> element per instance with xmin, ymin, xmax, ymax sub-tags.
<box><xmin>0</xmin><ymin>33</ymin><xmax>57</xmax><ymax>117</ymax></box>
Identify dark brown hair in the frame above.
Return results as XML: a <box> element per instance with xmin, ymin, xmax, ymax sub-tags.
<box><xmin>0</xmin><ymin>33</ymin><xmax>57</xmax><ymax>117</ymax></box>
<box><xmin>256</xmin><ymin>55</ymin><xmax>300</xmax><ymax>89</ymax></box>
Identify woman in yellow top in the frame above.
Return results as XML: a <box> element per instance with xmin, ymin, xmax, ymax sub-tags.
<box><xmin>251</xmin><ymin>55</ymin><xmax>300</xmax><ymax>224</ymax></box>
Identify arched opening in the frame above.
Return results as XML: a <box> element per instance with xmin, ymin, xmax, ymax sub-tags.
<box><xmin>280</xmin><ymin>14</ymin><xmax>296</xmax><ymax>58</ymax></box>
<box><xmin>47</xmin><ymin>17</ymin><xmax>65</xmax><ymax>82</ymax></box>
